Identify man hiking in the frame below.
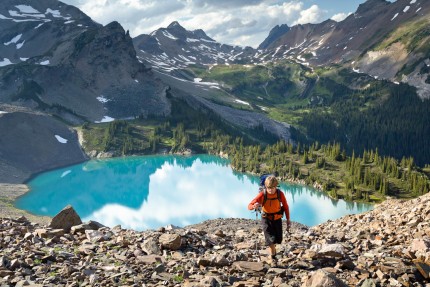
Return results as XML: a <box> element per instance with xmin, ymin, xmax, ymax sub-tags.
<box><xmin>248</xmin><ymin>175</ymin><xmax>291</xmax><ymax>267</ymax></box>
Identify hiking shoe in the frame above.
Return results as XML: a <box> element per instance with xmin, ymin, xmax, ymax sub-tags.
<box><xmin>270</xmin><ymin>256</ymin><xmax>277</xmax><ymax>267</ymax></box>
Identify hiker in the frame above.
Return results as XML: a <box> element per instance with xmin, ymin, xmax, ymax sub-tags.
<box><xmin>248</xmin><ymin>175</ymin><xmax>291</xmax><ymax>266</ymax></box>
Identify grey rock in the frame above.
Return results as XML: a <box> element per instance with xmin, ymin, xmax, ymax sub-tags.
<box><xmin>49</xmin><ymin>205</ymin><xmax>82</xmax><ymax>232</ymax></box>
<box><xmin>359</xmin><ymin>279</ymin><xmax>376</xmax><ymax>287</ymax></box>
<box><xmin>141</xmin><ymin>238</ymin><xmax>161</xmax><ymax>255</ymax></box>
<box><xmin>302</xmin><ymin>270</ymin><xmax>348</xmax><ymax>287</ymax></box>
<box><xmin>410</xmin><ymin>238</ymin><xmax>430</xmax><ymax>253</ymax></box>
<box><xmin>159</xmin><ymin>233</ymin><xmax>181</xmax><ymax>250</ymax></box>
<box><xmin>232</xmin><ymin>261</ymin><xmax>265</xmax><ymax>272</ymax></box>
<box><xmin>136</xmin><ymin>255</ymin><xmax>164</xmax><ymax>265</ymax></box>
<box><xmin>85</xmin><ymin>230</ymin><xmax>104</xmax><ymax>242</ymax></box>
<box><xmin>317</xmin><ymin>244</ymin><xmax>345</xmax><ymax>258</ymax></box>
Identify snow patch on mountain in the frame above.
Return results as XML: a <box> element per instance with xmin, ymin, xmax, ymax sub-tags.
<box><xmin>97</xmin><ymin>96</ymin><xmax>110</xmax><ymax>103</ymax></box>
<box><xmin>45</xmin><ymin>8</ymin><xmax>61</xmax><ymax>17</ymax></box>
<box><xmin>55</xmin><ymin>135</ymin><xmax>68</xmax><ymax>144</ymax></box>
<box><xmin>95</xmin><ymin>116</ymin><xmax>115</xmax><ymax>123</ymax></box>
<box><xmin>235</xmin><ymin>99</ymin><xmax>250</xmax><ymax>106</ymax></box>
<box><xmin>0</xmin><ymin>58</ymin><xmax>13</xmax><ymax>66</ymax></box>
<box><xmin>4</xmin><ymin>34</ymin><xmax>22</xmax><ymax>45</ymax></box>
<box><xmin>9</xmin><ymin>8</ymin><xmax>45</xmax><ymax>19</ymax></box>
<box><xmin>162</xmin><ymin>31</ymin><xmax>177</xmax><ymax>40</ymax></box>
<box><xmin>15</xmin><ymin>5</ymin><xmax>40</xmax><ymax>14</ymax></box>
<box><xmin>186</xmin><ymin>38</ymin><xmax>200</xmax><ymax>43</ymax></box>
<box><xmin>16</xmin><ymin>41</ymin><xmax>25</xmax><ymax>49</ymax></box>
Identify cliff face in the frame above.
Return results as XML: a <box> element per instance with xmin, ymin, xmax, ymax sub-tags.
<box><xmin>0</xmin><ymin>192</ymin><xmax>429</xmax><ymax>286</ymax></box>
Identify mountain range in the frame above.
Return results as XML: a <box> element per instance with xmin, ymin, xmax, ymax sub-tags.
<box><xmin>1</xmin><ymin>0</ymin><xmax>430</xmax><ymax>182</ymax></box>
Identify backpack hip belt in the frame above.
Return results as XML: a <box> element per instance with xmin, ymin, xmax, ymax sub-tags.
<box><xmin>262</xmin><ymin>209</ymin><xmax>284</xmax><ymax>220</ymax></box>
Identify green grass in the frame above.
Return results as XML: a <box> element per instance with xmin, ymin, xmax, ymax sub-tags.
<box><xmin>188</xmin><ymin>61</ymin><xmax>308</xmax><ymax>106</ymax></box>
<box><xmin>375</xmin><ymin>18</ymin><xmax>430</xmax><ymax>52</ymax></box>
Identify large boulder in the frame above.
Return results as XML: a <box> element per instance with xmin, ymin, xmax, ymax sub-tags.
<box><xmin>49</xmin><ymin>205</ymin><xmax>82</xmax><ymax>231</ymax></box>
<box><xmin>158</xmin><ymin>233</ymin><xmax>181</xmax><ymax>250</ymax></box>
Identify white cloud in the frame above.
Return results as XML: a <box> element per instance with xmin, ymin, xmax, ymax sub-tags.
<box><xmin>331</xmin><ymin>12</ymin><xmax>351</xmax><ymax>22</ymax></box>
<box><xmin>293</xmin><ymin>5</ymin><xmax>325</xmax><ymax>25</ymax></box>
<box><xmin>61</xmin><ymin>0</ymin><xmax>363</xmax><ymax>47</ymax></box>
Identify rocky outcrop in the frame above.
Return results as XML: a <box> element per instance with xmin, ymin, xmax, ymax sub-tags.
<box><xmin>49</xmin><ymin>205</ymin><xmax>82</xmax><ymax>232</ymax></box>
<box><xmin>1</xmin><ymin>192</ymin><xmax>430</xmax><ymax>286</ymax></box>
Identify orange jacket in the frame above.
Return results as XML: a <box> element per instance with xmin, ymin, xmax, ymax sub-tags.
<box><xmin>248</xmin><ymin>189</ymin><xmax>290</xmax><ymax>221</ymax></box>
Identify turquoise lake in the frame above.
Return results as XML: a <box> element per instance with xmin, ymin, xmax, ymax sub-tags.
<box><xmin>16</xmin><ymin>155</ymin><xmax>373</xmax><ymax>231</ymax></box>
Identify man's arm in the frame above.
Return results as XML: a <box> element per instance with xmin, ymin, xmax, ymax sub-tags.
<box><xmin>248</xmin><ymin>192</ymin><xmax>264</xmax><ymax>210</ymax></box>
<box><xmin>280</xmin><ymin>191</ymin><xmax>291</xmax><ymax>231</ymax></box>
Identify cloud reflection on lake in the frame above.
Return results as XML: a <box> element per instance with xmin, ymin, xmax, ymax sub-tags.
<box><xmin>85</xmin><ymin>159</ymin><xmax>258</xmax><ymax>230</ymax></box>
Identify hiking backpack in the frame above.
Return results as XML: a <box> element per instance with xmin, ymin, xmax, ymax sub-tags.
<box><xmin>259</xmin><ymin>174</ymin><xmax>283</xmax><ymax>217</ymax></box>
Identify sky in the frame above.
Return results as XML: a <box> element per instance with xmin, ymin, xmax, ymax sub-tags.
<box><xmin>61</xmin><ymin>0</ymin><xmax>385</xmax><ymax>48</ymax></box>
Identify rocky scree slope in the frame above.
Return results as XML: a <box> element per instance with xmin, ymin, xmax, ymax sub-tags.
<box><xmin>1</xmin><ymin>194</ymin><xmax>430</xmax><ymax>286</ymax></box>
<box><xmin>0</xmin><ymin>106</ymin><xmax>87</xmax><ymax>183</ymax></box>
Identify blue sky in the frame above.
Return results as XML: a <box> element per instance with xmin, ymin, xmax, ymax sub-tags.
<box><xmin>61</xmin><ymin>0</ymin><xmax>391</xmax><ymax>47</ymax></box>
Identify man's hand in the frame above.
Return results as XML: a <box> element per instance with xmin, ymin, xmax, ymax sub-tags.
<box><xmin>253</xmin><ymin>202</ymin><xmax>260</xmax><ymax>210</ymax></box>
<box><xmin>287</xmin><ymin>220</ymin><xmax>291</xmax><ymax>233</ymax></box>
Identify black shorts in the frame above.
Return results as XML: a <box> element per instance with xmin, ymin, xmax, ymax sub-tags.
<box><xmin>261</xmin><ymin>217</ymin><xmax>283</xmax><ymax>246</ymax></box>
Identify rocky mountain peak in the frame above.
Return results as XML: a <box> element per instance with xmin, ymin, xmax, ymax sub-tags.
<box><xmin>192</xmin><ymin>28</ymin><xmax>215</xmax><ymax>42</ymax></box>
<box><xmin>167</xmin><ymin>21</ymin><xmax>184</xmax><ymax>30</ymax></box>
<box><xmin>258</xmin><ymin>24</ymin><xmax>290</xmax><ymax>49</ymax></box>
<box><xmin>356</xmin><ymin>0</ymin><xmax>390</xmax><ymax>15</ymax></box>
<box><xmin>133</xmin><ymin>21</ymin><xmax>255</xmax><ymax>72</ymax></box>
<box><xmin>70</xmin><ymin>20</ymin><xmax>136</xmax><ymax>65</ymax></box>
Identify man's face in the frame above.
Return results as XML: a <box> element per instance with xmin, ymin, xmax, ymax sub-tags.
<box><xmin>266</xmin><ymin>186</ymin><xmax>276</xmax><ymax>194</ymax></box>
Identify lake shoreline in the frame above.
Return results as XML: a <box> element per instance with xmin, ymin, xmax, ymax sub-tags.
<box><xmin>0</xmin><ymin>183</ymin><xmax>51</xmax><ymax>225</ymax></box>
<box><xmin>9</xmin><ymin>154</ymin><xmax>373</xmax><ymax>229</ymax></box>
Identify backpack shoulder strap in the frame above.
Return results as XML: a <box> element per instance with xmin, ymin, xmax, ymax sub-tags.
<box><xmin>262</xmin><ymin>188</ymin><xmax>267</xmax><ymax>205</ymax></box>
<box><xmin>263</xmin><ymin>188</ymin><xmax>282</xmax><ymax>206</ymax></box>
